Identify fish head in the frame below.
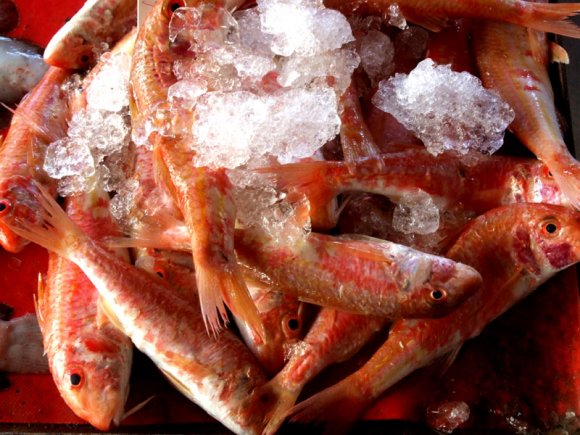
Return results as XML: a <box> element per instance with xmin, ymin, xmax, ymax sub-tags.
<box><xmin>524</xmin><ymin>203</ymin><xmax>580</xmax><ymax>274</ymax></box>
<box><xmin>402</xmin><ymin>258</ymin><xmax>482</xmax><ymax>319</ymax></box>
<box><xmin>254</xmin><ymin>292</ymin><xmax>306</xmax><ymax>375</ymax></box>
<box><xmin>51</xmin><ymin>330</ymin><xmax>132</xmax><ymax>431</ymax></box>
<box><xmin>0</xmin><ymin>176</ymin><xmax>48</xmax><ymax>252</ymax></box>
<box><xmin>44</xmin><ymin>34</ymin><xmax>95</xmax><ymax>70</ymax></box>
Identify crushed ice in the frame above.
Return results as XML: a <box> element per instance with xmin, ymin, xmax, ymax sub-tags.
<box><xmin>43</xmin><ymin>51</ymin><xmax>132</xmax><ymax>195</ymax></box>
<box><xmin>372</xmin><ymin>58</ymin><xmax>515</xmax><ymax>156</ymax></box>
<box><xmin>392</xmin><ymin>191</ymin><xmax>440</xmax><ymax>235</ymax></box>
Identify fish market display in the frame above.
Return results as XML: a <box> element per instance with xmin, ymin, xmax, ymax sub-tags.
<box><xmin>1</xmin><ymin>0</ymin><xmax>580</xmax><ymax>433</ymax></box>
<box><xmin>0</xmin><ymin>37</ymin><xmax>48</xmax><ymax>105</ymax></box>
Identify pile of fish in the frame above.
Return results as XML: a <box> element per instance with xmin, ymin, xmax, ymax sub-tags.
<box><xmin>1</xmin><ymin>0</ymin><xmax>580</xmax><ymax>433</ymax></box>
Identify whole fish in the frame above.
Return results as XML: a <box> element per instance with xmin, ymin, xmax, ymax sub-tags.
<box><xmin>0</xmin><ymin>181</ymin><xmax>269</xmax><ymax>435</ymax></box>
<box><xmin>0</xmin><ymin>313</ymin><xmax>48</xmax><ymax>374</ymax></box>
<box><xmin>38</xmin><ymin>187</ymin><xmax>133</xmax><ymax>431</ymax></box>
<box><xmin>259</xmin><ymin>148</ymin><xmax>568</xmax><ymax>228</ymax></box>
<box><xmin>473</xmin><ymin>9</ymin><xmax>580</xmax><ymax>210</ymax></box>
<box><xmin>0</xmin><ymin>66</ymin><xmax>71</xmax><ymax>252</ymax></box>
<box><xmin>234</xmin><ymin>274</ymin><xmax>308</xmax><ymax>376</ymax></box>
<box><xmin>131</xmin><ymin>0</ymin><xmax>263</xmax><ymax>338</ymax></box>
<box><xmin>235</xmin><ymin>227</ymin><xmax>482</xmax><ymax>319</ymax></box>
<box><xmin>324</xmin><ymin>0</ymin><xmax>580</xmax><ymax>38</ymax></box>
<box><xmin>260</xmin><ymin>309</ymin><xmax>387</xmax><ymax>435</ymax></box>
<box><xmin>288</xmin><ymin>203</ymin><xmax>580</xmax><ymax>432</ymax></box>
<box><xmin>0</xmin><ymin>37</ymin><xmax>48</xmax><ymax>105</ymax></box>
<box><xmin>44</xmin><ymin>0</ymin><xmax>137</xmax><ymax>69</ymax></box>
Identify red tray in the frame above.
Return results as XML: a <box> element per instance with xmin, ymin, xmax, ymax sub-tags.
<box><xmin>1</xmin><ymin>1</ymin><xmax>579</xmax><ymax>433</ymax></box>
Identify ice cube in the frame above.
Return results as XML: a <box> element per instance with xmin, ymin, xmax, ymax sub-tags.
<box><xmin>372</xmin><ymin>58</ymin><xmax>515</xmax><ymax>155</ymax></box>
<box><xmin>387</xmin><ymin>4</ymin><xmax>408</xmax><ymax>29</ymax></box>
<box><xmin>258</xmin><ymin>0</ymin><xmax>354</xmax><ymax>57</ymax></box>
<box><xmin>359</xmin><ymin>30</ymin><xmax>395</xmax><ymax>85</ymax></box>
<box><xmin>392</xmin><ymin>191</ymin><xmax>439</xmax><ymax>235</ymax></box>
<box><xmin>426</xmin><ymin>401</ymin><xmax>470</xmax><ymax>434</ymax></box>
<box><xmin>86</xmin><ymin>52</ymin><xmax>131</xmax><ymax>112</ymax></box>
<box><xmin>191</xmin><ymin>87</ymin><xmax>340</xmax><ymax>168</ymax></box>
<box><xmin>44</xmin><ymin>138</ymin><xmax>95</xmax><ymax>179</ymax></box>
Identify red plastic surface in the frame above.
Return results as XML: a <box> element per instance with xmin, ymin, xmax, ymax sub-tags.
<box><xmin>1</xmin><ymin>0</ymin><xmax>579</xmax><ymax>432</ymax></box>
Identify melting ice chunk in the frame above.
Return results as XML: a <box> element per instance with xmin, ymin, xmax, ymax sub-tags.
<box><xmin>44</xmin><ymin>138</ymin><xmax>95</xmax><ymax>179</ymax></box>
<box><xmin>258</xmin><ymin>0</ymin><xmax>354</xmax><ymax>57</ymax></box>
<box><xmin>392</xmin><ymin>191</ymin><xmax>439</xmax><ymax>235</ymax></box>
<box><xmin>373</xmin><ymin>58</ymin><xmax>515</xmax><ymax>155</ymax></box>
<box><xmin>387</xmin><ymin>4</ymin><xmax>408</xmax><ymax>29</ymax></box>
<box><xmin>358</xmin><ymin>30</ymin><xmax>395</xmax><ymax>86</ymax></box>
<box><xmin>191</xmin><ymin>87</ymin><xmax>340</xmax><ymax>168</ymax></box>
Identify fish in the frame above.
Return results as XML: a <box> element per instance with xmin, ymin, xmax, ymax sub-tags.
<box><xmin>323</xmin><ymin>0</ymin><xmax>580</xmax><ymax>38</ymax></box>
<box><xmin>235</xmin><ymin>226</ymin><xmax>482</xmax><ymax>319</ymax></box>
<box><xmin>0</xmin><ymin>313</ymin><xmax>48</xmax><ymax>374</ymax></box>
<box><xmin>234</xmin><ymin>274</ymin><xmax>308</xmax><ymax>376</ymax></box>
<box><xmin>38</xmin><ymin>187</ymin><xmax>133</xmax><ymax>431</ymax></box>
<box><xmin>0</xmin><ymin>180</ymin><xmax>269</xmax><ymax>435</ymax></box>
<box><xmin>258</xmin><ymin>148</ymin><xmax>569</xmax><ymax>229</ymax></box>
<box><xmin>472</xmin><ymin>7</ymin><xmax>580</xmax><ymax>210</ymax></box>
<box><xmin>130</xmin><ymin>0</ymin><xmax>264</xmax><ymax>338</ymax></box>
<box><xmin>0</xmin><ymin>66</ymin><xmax>72</xmax><ymax>252</ymax></box>
<box><xmin>288</xmin><ymin>203</ymin><xmax>580</xmax><ymax>432</ymax></box>
<box><xmin>259</xmin><ymin>309</ymin><xmax>387</xmax><ymax>435</ymax></box>
<box><xmin>44</xmin><ymin>0</ymin><xmax>137</xmax><ymax>69</ymax></box>
<box><xmin>0</xmin><ymin>37</ymin><xmax>48</xmax><ymax>105</ymax></box>
<box><xmin>425</xmin><ymin>19</ymin><xmax>475</xmax><ymax>73</ymax></box>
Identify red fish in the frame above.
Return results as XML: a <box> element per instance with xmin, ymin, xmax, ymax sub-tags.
<box><xmin>0</xmin><ymin>181</ymin><xmax>270</xmax><ymax>434</ymax></box>
<box><xmin>473</xmin><ymin>7</ymin><xmax>580</xmax><ymax>210</ymax></box>
<box><xmin>324</xmin><ymin>0</ymin><xmax>580</xmax><ymax>38</ymax></box>
<box><xmin>0</xmin><ymin>66</ymin><xmax>71</xmax><ymax>252</ymax></box>
<box><xmin>130</xmin><ymin>0</ymin><xmax>263</xmax><ymax>338</ymax></box>
<box><xmin>288</xmin><ymin>203</ymin><xmax>580</xmax><ymax>432</ymax></box>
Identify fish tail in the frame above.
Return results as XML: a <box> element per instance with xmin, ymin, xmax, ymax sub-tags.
<box><xmin>0</xmin><ymin>182</ymin><xmax>83</xmax><ymax>259</ymax></box>
<box><xmin>259</xmin><ymin>375</ymin><xmax>300</xmax><ymax>435</ymax></box>
<box><xmin>256</xmin><ymin>162</ymin><xmax>337</xmax><ymax>213</ymax></box>
<box><xmin>196</xmin><ymin>262</ymin><xmax>265</xmax><ymax>341</ymax></box>
<box><xmin>550</xmin><ymin>155</ymin><xmax>580</xmax><ymax>210</ymax></box>
<box><xmin>288</xmin><ymin>378</ymin><xmax>369</xmax><ymax>435</ymax></box>
<box><xmin>521</xmin><ymin>3</ymin><xmax>580</xmax><ymax>38</ymax></box>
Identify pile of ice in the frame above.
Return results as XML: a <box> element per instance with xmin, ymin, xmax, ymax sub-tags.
<box><xmin>372</xmin><ymin>58</ymin><xmax>515</xmax><ymax>156</ymax></box>
<box><xmin>166</xmin><ymin>0</ymin><xmax>359</xmax><ymax>169</ymax></box>
<box><xmin>43</xmin><ymin>51</ymin><xmax>132</xmax><ymax>196</ymax></box>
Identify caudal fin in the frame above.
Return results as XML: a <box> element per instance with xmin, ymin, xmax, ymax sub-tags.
<box><xmin>196</xmin><ymin>263</ymin><xmax>265</xmax><ymax>341</ymax></box>
<box><xmin>522</xmin><ymin>3</ymin><xmax>580</xmax><ymax>38</ymax></box>
<box><xmin>258</xmin><ymin>375</ymin><xmax>301</xmax><ymax>435</ymax></box>
<box><xmin>288</xmin><ymin>378</ymin><xmax>370</xmax><ymax>435</ymax></box>
<box><xmin>0</xmin><ymin>181</ymin><xmax>83</xmax><ymax>259</ymax></box>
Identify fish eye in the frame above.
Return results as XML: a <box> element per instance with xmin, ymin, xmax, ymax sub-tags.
<box><xmin>69</xmin><ymin>372</ymin><xmax>83</xmax><ymax>388</ymax></box>
<box><xmin>540</xmin><ymin>165</ymin><xmax>553</xmax><ymax>178</ymax></box>
<box><xmin>0</xmin><ymin>199</ymin><xmax>12</xmax><ymax>215</ymax></box>
<box><xmin>165</xmin><ymin>0</ymin><xmax>185</xmax><ymax>15</ymax></box>
<box><xmin>76</xmin><ymin>49</ymin><xmax>93</xmax><ymax>67</ymax></box>
<box><xmin>429</xmin><ymin>288</ymin><xmax>447</xmax><ymax>303</ymax></box>
<box><xmin>287</xmin><ymin>317</ymin><xmax>300</xmax><ymax>331</ymax></box>
<box><xmin>541</xmin><ymin>219</ymin><xmax>559</xmax><ymax>236</ymax></box>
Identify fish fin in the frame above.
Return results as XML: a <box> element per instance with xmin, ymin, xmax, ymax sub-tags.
<box><xmin>259</xmin><ymin>376</ymin><xmax>300</xmax><ymax>435</ymax></box>
<box><xmin>196</xmin><ymin>263</ymin><xmax>266</xmax><ymax>341</ymax></box>
<box><xmin>550</xmin><ymin>154</ymin><xmax>580</xmax><ymax>210</ymax></box>
<box><xmin>550</xmin><ymin>42</ymin><xmax>570</xmax><ymax>64</ymax></box>
<box><xmin>398</xmin><ymin>9</ymin><xmax>449</xmax><ymax>33</ymax></box>
<box><xmin>0</xmin><ymin>102</ymin><xmax>58</xmax><ymax>144</ymax></box>
<box><xmin>159</xmin><ymin>361</ymin><xmax>213</xmax><ymax>398</ymax></box>
<box><xmin>255</xmin><ymin>162</ymin><xmax>338</xmax><ymax>223</ymax></box>
<box><xmin>521</xmin><ymin>3</ymin><xmax>580</xmax><ymax>39</ymax></box>
<box><xmin>435</xmin><ymin>345</ymin><xmax>462</xmax><ymax>377</ymax></box>
<box><xmin>325</xmin><ymin>234</ymin><xmax>402</xmax><ymax>264</ymax></box>
<box><xmin>34</xmin><ymin>273</ymin><xmax>46</xmax><ymax>332</ymax></box>
<box><xmin>120</xmin><ymin>395</ymin><xmax>155</xmax><ymax>423</ymax></box>
<box><xmin>288</xmin><ymin>378</ymin><xmax>369</xmax><ymax>435</ymax></box>
<box><xmin>96</xmin><ymin>296</ymin><xmax>126</xmax><ymax>334</ymax></box>
<box><xmin>1</xmin><ymin>182</ymin><xmax>82</xmax><ymax>259</ymax></box>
